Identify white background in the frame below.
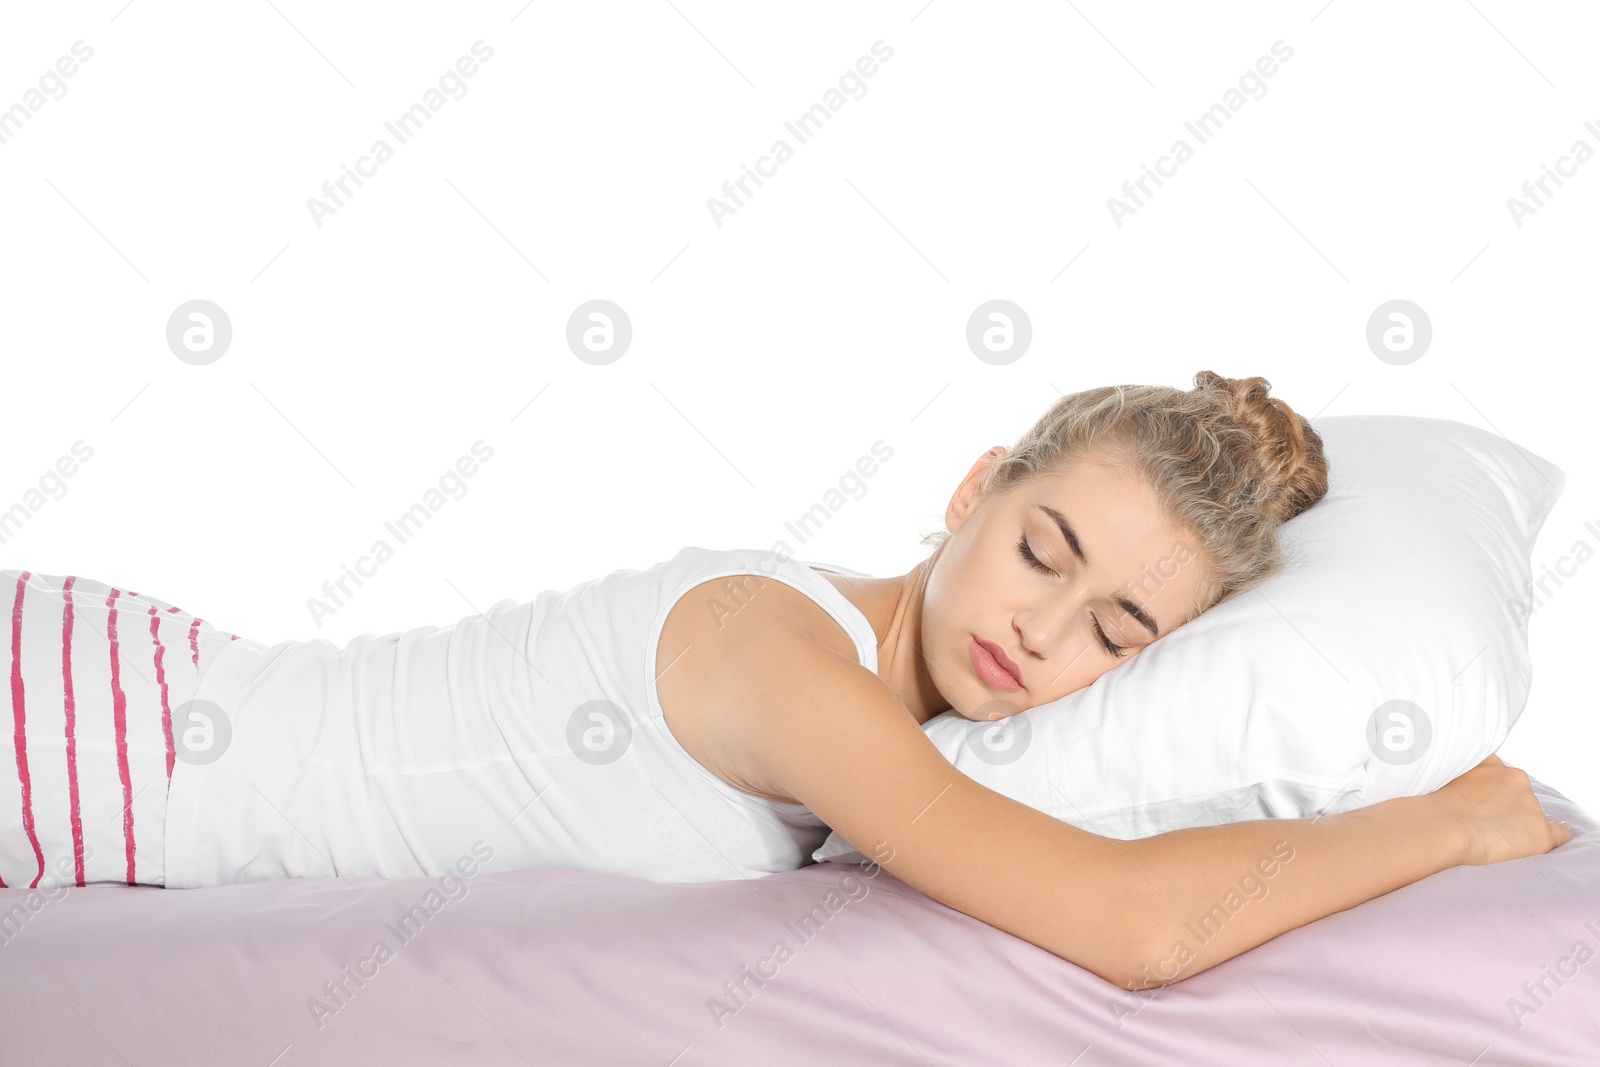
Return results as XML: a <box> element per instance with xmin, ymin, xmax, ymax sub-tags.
<box><xmin>1</xmin><ymin>2</ymin><xmax>1594</xmax><ymax>815</ymax></box>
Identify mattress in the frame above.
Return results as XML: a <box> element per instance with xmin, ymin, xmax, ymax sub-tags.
<box><xmin>1</xmin><ymin>773</ymin><xmax>1595</xmax><ymax>1065</ymax></box>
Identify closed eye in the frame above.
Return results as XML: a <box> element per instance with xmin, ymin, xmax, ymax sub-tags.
<box><xmin>1016</xmin><ymin>534</ymin><xmax>1127</xmax><ymax>658</ymax></box>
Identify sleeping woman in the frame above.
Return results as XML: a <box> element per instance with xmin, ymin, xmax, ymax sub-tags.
<box><xmin>0</xmin><ymin>369</ymin><xmax>1570</xmax><ymax>989</ymax></box>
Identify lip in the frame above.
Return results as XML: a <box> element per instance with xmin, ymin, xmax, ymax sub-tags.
<box><xmin>970</xmin><ymin>635</ymin><xmax>1024</xmax><ymax>692</ymax></box>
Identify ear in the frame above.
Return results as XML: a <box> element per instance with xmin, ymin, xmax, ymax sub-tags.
<box><xmin>945</xmin><ymin>446</ymin><xmax>1008</xmax><ymax>535</ymax></box>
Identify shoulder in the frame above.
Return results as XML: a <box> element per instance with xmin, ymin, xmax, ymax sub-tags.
<box><xmin>659</xmin><ymin>567</ymin><xmax>860</xmax><ymax>667</ymax></box>
<box><xmin>655</xmin><ymin>571</ymin><xmax>858</xmax><ymax>801</ymax></box>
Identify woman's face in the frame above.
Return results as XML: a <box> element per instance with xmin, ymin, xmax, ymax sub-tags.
<box><xmin>923</xmin><ymin>447</ymin><xmax>1208</xmax><ymax>721</ymax></box>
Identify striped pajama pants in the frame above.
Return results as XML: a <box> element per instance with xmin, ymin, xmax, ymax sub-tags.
<box><xmin>1</xmin><ymin>570</ymin><xmax>238</xmax><ymax>889</ymax></box>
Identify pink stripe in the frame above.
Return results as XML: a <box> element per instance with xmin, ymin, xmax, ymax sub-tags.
<box><xmin>147</xmin><ymin>606</ymin><xmax>175</xmax><ymax>783</ymax></box>
<box><xmin>10</xmin><ymin>572</ymin><xmax>45</xmax><ymax>889</ymax></box>
<box><xmin>61</xmin><ymin>577</ymin><xmax>84</xmax><ymax>886</ymax></box>
<box><xmin>105</xmin><ymin>589</ymin><xmax>137</xmax><ymax>885</ymax></box>
<box><xmin>188</xmin><ymin>618</ymin><xmax>201</xmax><ymax>668</ymax></box>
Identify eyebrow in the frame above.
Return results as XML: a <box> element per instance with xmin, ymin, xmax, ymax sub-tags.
<box><xmin>1033</xmin><ymin>504</ymin><xmax>1161</xmax><ymax>639</ymax></box>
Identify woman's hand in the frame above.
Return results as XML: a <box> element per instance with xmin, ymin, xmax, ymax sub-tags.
<box><xmin>1428</xmin><ymin>753</ymin><xmax>1573</xmax><ymax>866</ymax></box>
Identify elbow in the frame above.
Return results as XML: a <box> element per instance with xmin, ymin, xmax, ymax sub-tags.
<box><xmin>1070</xmin><ymin>937</ymin><xmax>1176</xmax><ymax>990</ymax></box>
<box><xmin>1057</xmin><ymin>901</ymin><xmax>1182</xmax><ymax>989</ymax></box>
<box><xmin>1113</xmin><ymin>927</ymin><xmax>1210</xmax><ymax>989</ymax></box>
<box><xmin>1037</xmin><ymin>933</ymin><xmax>1159</xmax><ymax>989</ymax></box>
<box><xmin>1111</xmin><ymin>945</ymin><xmax>1180</xmax><ymax>990</ymax></box>
<box><xmin>1094</xmin><ymin>916</ymin><xmax>1184</xmax><ymax>989</ymax></box>
<box><xmin>1107</xmin><ymin>891</ymin><xmax>1197</xmax><ymax>989</ymax></box>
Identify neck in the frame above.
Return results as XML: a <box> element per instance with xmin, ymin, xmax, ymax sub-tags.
<box><xmin>819</xmin><ymin>555</ymin><xmax>948</xmax><ymax>726</ymax></box>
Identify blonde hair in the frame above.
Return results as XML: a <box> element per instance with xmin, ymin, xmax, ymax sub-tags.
<box><xmin>922</xmin><ymin>370</ymin><xmax>1330</xmax><ymax>623</ymax></box>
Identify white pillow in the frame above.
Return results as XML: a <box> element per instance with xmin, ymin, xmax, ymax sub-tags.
<box><xmin>813</xmin><ymin>413</ymin><xmax>1565</xmax><ymax>864</ymax></box>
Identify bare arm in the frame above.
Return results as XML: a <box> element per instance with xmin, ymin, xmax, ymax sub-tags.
<box><xmin>1114</xmin><ymin>795</ymin><xmax>1460</xmax><ymax>989</ymax></box>
<box><xmin>1115</xmin><ymin>753</ymin><xmax>1571</xmax><ymax>988</ymax></box>
<box><xmin>696</xmin><ymin>582</ymin><xmax>1568</xmax><ymax>986</ymax></box>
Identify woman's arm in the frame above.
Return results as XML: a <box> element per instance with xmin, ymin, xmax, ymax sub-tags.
<box><xmin>1116</xmin><ymin>753</ymin><xmax>1569</xmax><ymax>988</ymax></box>
<box><xmin>1115</xmin><ymin>793</ymin><xmax>1460</xmax><ymax>988</ymax></box>
<box><xmin>692</xmin><ymin>582</ymin><xmax>1567</xmax><ymax>987</ymax></box>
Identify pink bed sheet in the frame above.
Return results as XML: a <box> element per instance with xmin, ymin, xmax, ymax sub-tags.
<box><xmin>1</xmin><ymin>774</ymin><xmax>1597</xmax><ymax>1066</ymax></box>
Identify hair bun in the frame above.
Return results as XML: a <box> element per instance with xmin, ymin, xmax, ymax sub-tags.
<box><xmin>1193</xmin><ymin>370</ymin><xmax>1329</xmax><ymax>522</ymax></box>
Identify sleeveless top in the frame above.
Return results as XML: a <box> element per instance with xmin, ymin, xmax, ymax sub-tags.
<box><xmin>162</xmin><ymin>546</ymin><xmax>880</xmax><ymax>887</ymax></box>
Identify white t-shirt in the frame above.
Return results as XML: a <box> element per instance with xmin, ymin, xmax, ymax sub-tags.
<box><xmin>163</xmin><ymin>546</ymin><xmax>879</xmax><ymax>887</ymax></box>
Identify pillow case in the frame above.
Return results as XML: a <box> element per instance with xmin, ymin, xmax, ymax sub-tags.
<box><xmin>813</xmin><ymin>413</ymin><xmax>1566</xmax><ymax>864</ymax></box>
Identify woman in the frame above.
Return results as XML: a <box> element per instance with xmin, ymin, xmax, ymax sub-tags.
<box><xmin>1</xmin><ymin>370</ymin><xmax>1570</xmax><ymax>989</ymax></box>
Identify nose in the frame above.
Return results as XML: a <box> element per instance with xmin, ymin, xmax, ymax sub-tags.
<box><xmin>1016</xmin><ymin>599</ymin><xmax>1077</xmax><ymax>658</ymax></box>
<box><xmin>1017</xmin><ymin>588</ymin><xmax>1096</xmax><ymax>662</ymax></box>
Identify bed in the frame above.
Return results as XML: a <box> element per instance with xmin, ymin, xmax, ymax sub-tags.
<box><xmin>1</xmin><ymin>769</ymin><xmax>1595</xmax><ymax>1065</ymax></box>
